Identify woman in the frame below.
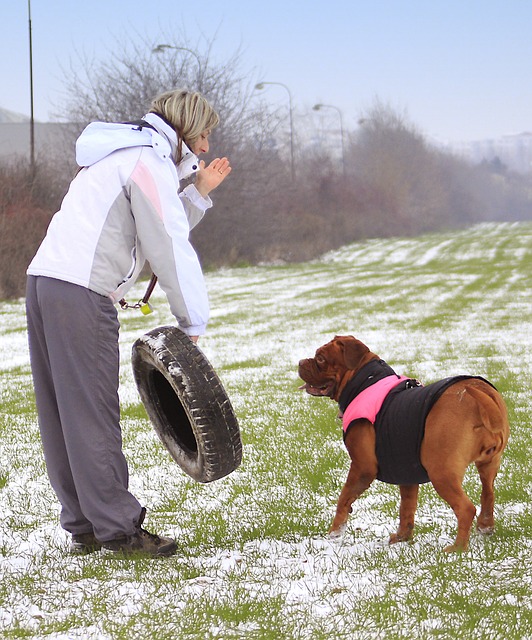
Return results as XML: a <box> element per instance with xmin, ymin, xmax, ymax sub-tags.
<box><xmin>26</xmin><ymin>89</ymin><xmax>230</xmax><ymax>556</ymax></box>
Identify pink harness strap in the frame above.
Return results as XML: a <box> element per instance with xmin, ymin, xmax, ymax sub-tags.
<box><xmin>342</xmin><ymin>375</ymin><xmax>409</xmax><ymax>432</ymax></box>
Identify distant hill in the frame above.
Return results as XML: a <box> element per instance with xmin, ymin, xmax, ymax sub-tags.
<box><xmin>0</xmin><ymin>108</ymin><xmax>30</xmax><ymax>123</ymax></box>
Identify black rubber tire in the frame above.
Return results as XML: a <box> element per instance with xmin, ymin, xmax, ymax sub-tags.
<box><xmin>131</xmin><ymin>326</ymin><xmax>242</xmax><ymax>483</ymax></box>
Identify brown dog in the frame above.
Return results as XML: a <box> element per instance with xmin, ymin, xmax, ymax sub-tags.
<box><xmin>298</xmin><ymin>335</ymin><xmax>509</xmax><ymax>552</ymax></box>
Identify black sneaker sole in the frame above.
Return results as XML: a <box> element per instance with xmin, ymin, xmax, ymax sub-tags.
<box><xmin>101</xmin><ymin>543</ymin><xmax>177</xmax><ymax>558</ymax></box>
<box><xmin>69</xmin><ymin>542</ymin><xmax>102</xmax><ymax>555</ymax></box>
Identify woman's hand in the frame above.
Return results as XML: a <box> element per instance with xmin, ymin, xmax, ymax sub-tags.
<box><xmin>195</xmin><ymin>157</ymin><xmax>231</xmax><ymax>197</ymax></box>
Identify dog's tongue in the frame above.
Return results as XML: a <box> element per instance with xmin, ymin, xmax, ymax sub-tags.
<box><xmin>299</xmin><ymin>382</ymin><xmax>327</xmax><ymax>396</ymax></box>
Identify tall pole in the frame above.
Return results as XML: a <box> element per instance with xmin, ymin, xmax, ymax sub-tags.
<box><xmin>313</xmin><ymin>103</ymin><xmax>346</xmax><ymax>177</ymax></box>
<box><xmin>28</xmin><ymin>0</ymin><xmax>35</xmax><ymax>175</ymax></box>
<box><xmin>255</xmin><ymin>82</ymin><xmax>295</xmax><ymax>180</ymax></box>
<box><xmin>152</xmin><ymin>44</ymin><xmax>203</xmax><ymax>90</ymax></box>
<box><xmin>152</xmin><ymin>44</ymin><xmax>201</xmax><ymax>67</ymax></box>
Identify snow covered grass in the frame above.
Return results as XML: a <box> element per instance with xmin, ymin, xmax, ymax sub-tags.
<box><xmin>1</xmin><ymin>221</ymin><xmax>531</xmax><ymax>639</ymax></box>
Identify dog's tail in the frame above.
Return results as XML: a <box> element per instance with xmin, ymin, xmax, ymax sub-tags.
<box><xmin>466</xmin><ymin>383</ymin><xmax>509</xmax><ymax>456</ymax></box>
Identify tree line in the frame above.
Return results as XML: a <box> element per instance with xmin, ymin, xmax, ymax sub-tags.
<box><xmin>1</xmin><ymin>34</ymin><xmax>531</xmax><ymax>299</ymax></box>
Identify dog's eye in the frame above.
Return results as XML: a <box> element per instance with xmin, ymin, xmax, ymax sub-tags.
<box><xmin>316</xmin><ymin>354</ymin><xmax>326</xmax><ymax>366</ymax></box>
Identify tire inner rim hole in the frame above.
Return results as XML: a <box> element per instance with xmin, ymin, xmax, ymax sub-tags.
<box><xmin>151</xmin><ymin>369</ymin><xmax>198</xmax><ymax>454</ymax></box>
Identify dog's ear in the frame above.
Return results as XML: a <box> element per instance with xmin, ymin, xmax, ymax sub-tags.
<box><xmin>334</xmin><ymin>335</ymin><xmax>370</xmax><ymax>370</ymax></box>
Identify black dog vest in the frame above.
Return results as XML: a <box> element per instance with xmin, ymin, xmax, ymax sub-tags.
<box><xmin>339</xmin><ymin>360</ymin><xmax>493</xmax><ymax>485</ymax></box>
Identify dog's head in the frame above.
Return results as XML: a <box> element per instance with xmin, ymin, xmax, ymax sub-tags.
<box><xmin>298</xmin><ymin>335</ymin><xmax>379</xmax><ymax>401</ymax></box>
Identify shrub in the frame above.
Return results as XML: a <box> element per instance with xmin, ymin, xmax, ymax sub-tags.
<box><xmin>0</xmin><ymin>161</ymin><xmax>64</xmax><ymax>299</ymax></box>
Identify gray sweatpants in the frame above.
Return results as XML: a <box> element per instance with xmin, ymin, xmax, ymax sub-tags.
<box><xmin>26</xmin><ymin>276</ymin><xmax>142</xmax><ymax>541</ymax></box>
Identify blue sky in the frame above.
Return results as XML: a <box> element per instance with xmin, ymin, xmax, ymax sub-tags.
<box><xmin>2</xmin><ymin>0</ymin><xmax>531</xmax><ymax>142</ymax></box>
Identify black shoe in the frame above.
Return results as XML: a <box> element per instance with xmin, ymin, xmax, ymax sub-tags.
<box><xmin>70</xmin><ymin>532</ymin><xmax>102</xmax><ymax>555</ymax></box>
<box><xmin>101</xmin><ymin>508</ymin><xmax>177</xmax><ymax>557</ymax></box>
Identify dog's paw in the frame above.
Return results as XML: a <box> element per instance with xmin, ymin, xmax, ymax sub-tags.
<box><xmin>388</xmin><ymin>533</ymin><xmax>413</xmax><ymax>545</ymax></box>
<box><xmin>476</xmin><ymin>525</ymin><xmax>495</xmax><ymax>536</ymax></box>
<box><xmin>443</xmin><ymin>543</ymin><xmax>468</xmax><ymax>553</ymax></box>
<box><xmin>328</xmin><ymin>523</ymin><xmax>347</xmax><ymax>542</ymax></box>
<box><xmin>389</xmin><ymin>525</ymin><xmax>414</xmax><ymax>545</ymax></box>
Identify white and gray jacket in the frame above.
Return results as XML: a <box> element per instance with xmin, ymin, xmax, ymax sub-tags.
<box><xmin>27</xmin><ymin>113</ymin><xmax>212</xmax><ymax>335</ymax></box>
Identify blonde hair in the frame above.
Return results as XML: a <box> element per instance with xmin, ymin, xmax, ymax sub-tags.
<box><xmin>149</xmin><ymin>89</ymin><xmax>219</xmax><ymax>159</ymax></box>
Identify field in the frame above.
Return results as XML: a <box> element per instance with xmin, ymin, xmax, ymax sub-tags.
<box><xmin>0</xmin><ymin>221</ymin><xmax>531</xmax><ymax>639</ymax></box>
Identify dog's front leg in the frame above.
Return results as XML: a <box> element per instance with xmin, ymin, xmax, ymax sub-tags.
<box><xmin>329</xmin><ymin>466</ymin><xmax>376</xmax><ymax>538</ymax></box>
<box><xmin>329</xmin><ymin>421</ymin><xmax>377</xmax><ymax>539</ymax></box>
<box><xmin>389</xmin><ymin>484</ymin><xmax>419</xmax><ymax>544</ymax></box>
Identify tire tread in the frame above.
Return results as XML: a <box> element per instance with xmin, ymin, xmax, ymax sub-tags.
<box><xmin>131</xmin><ymin>326</ymin><xmax>242</xmax><ymax>482</ymax></box>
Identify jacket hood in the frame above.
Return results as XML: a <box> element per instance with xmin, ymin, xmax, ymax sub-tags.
<box><xmin>75</xmin><ymin>112</ymin><xmax>200</xmax><ymax>180</ymax></box>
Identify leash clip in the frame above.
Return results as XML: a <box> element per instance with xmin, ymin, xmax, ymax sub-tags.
<box><xmin>118</xmin><ymin>274</ymin><xmax>158</xmax><ymax>315</ymax></box>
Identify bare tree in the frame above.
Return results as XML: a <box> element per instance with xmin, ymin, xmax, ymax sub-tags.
<box><xmin>52</xmin><ymin>33</ymin><xmax>302</xmax><ymax>265</ymax></box>
<box><xmin>48</xmin><ymin>52</ymin><xmax>532</xmax><ymax>269</ymax></box>
<box><xmin>348</xmin><ymin>101</ymin><xmax>451</xmax><ymax>236</ymax></box>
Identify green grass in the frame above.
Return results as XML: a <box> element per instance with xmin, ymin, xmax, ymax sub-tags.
<box><xmin>0</xmin><ymin>221</ymin><xmax>531</xmax><ymax>639</ymax></box>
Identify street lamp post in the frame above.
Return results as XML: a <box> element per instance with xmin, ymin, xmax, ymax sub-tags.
<box><xmin>152</xmin><ymin>44</ymin><xmax>202</xmax><ymax>67</ymax></box>
<box><xmin>255</xmin><ymin>81</ymin><xmax>295</xmax><ymax>179</ymax></box>
<box><xmin>313</xmin><ymin>103</ymin><xmax>346</xmax><ymax>177</ymax></box>
<box><xmin>152</xmin><ymin>44</ymin><xmax>203</xmax><ymax>89</ymax></box>
<box><xmin>28</xmin><ymin>0</ymin><xmax>35</xmax><ymax>175</ymax></box>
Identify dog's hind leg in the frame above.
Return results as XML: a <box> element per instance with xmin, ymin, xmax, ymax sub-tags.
<box><xmin>389</xmin><ymin>484</ymin><xmax>419</xmax><ymax>544</ymax></box>
<box><xmin>428</xmin><ymin>473</ymin><xmax>476</xmax><ymax>552</ymax></box>
<box><xmin>467</xmin><ymin>383</ymin><xmax>508</xmax><ymax>536</ymax></box>
<box><xmin>475</xmin><ymin>454</ymin><xmax>502</xmax><ymax>535</ymax></box>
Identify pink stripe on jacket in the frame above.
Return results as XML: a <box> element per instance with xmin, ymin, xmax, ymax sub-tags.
<box><xmin>342</xmin><ymin>375</ymin><xmax>409</xmax><ymax>432</ymax></box>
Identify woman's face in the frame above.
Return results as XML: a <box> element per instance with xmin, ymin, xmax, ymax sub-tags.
<box><xmin>190</xmin><ymin>130</ymin><xmax>211</xmax><ymax>155</ymax></box>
